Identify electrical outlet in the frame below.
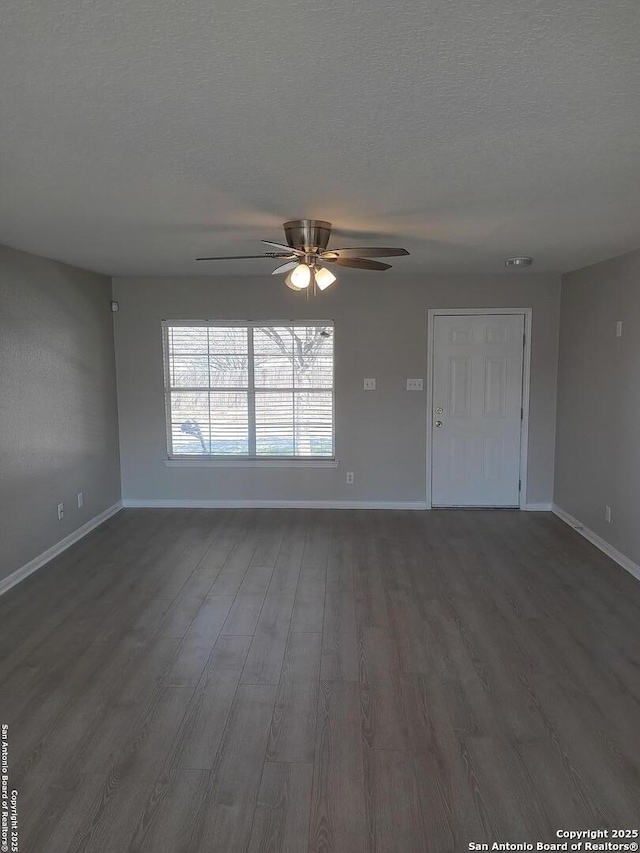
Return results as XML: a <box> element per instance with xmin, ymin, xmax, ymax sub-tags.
<box><xmin>616</xmin><ymin>321</ymin><xmax>623</xmax><ymax>338</ymax></box>
<box><xmin>57</xmin><ymin>502</ymin><xmax>64</xmax><ymax>521</ymax></box>
<box><xmin>406</xmin><ymin>378</ymin><xmax>424</xmax><ymax>391</ymax></box>
<box><xmin>605</xmin><ymin>505</ymin><xmax>612</xmax><ymax>523</ymax></box>
<box><xmin>363</xmin><ymin>378</ymin><xmax>376</xmax><ymax>391</ymax></box>
<box><xmin>77</xmin><ymin>492</ymin><xmax>84</xmax><ymax>509</ymax></box>
<box><xmin>346</xmin><ymin>471</ymin><xmax>355</xmax><ymax>484</ymax></box>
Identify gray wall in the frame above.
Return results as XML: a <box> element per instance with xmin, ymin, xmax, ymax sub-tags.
<box><xmin>113</xmin><ymin>273</ymin><xmax>560</xmax><ymax>506</ymax></box>
<box><xmin>555</xmin><ymin>249</ymin><xmax>640</xmax><ymax>565</ymax></box>
<box><xmin>0</xmin><ymin>245</ymin><xmax>121</xmax><ymax>581</ymax></box>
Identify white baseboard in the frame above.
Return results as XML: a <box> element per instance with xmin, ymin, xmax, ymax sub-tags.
<box><xmin>122</xmin><ymin>498</ymin><xmax>429</xmax><ymax>510</ymax></box>
<box><xmin>122</xmin><ymin>498</ymin><xmax>556</xmax><ymax>512</ymax></box>
<box><xmin>0</xmin><ymin>500</ymin><xmax>124</xmax><ymax>598</ymax></box>
<box><xmin>552</xmin><ymin>504</ymin><xmax>640</xmax><ymax>583</ymax></box>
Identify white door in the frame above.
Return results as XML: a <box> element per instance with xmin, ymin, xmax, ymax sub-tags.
<box><xmin>431</xmin><ymin>313</ymin><xmax>525</xmax><ymax>507</ymax></box>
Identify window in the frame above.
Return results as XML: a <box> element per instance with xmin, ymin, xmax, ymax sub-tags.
<box><xmin>162</xmin><ymin>321</ymin><xmax>334</xmax><ymax>459</ymax></box>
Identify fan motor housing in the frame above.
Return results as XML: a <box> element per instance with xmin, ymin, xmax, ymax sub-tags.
<box><xmin>283</xmin><ymin>220</ymin><xmax>332</xmax><ymax>253</ymax></box>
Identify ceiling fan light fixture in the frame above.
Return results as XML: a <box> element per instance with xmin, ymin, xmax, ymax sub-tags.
<box><xmin>196</xmin><ymin>220</ymin><xmax>409</xmax><ymax>295</ymax></box>
<box><xmin>285</xmin><ymin>263</ymin><xmax>311</xmax><ymax>290</ymax></box>
<box><xmin>314</xmin><ymin>266</ymin><xmax>337</xmax><ymax>290</ymax></box>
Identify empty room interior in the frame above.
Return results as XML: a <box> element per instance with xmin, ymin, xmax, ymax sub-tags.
<box><xmin>1</xmin><ymin>1</ymin><xmax>640</xmax><ymax>851</ymax></box>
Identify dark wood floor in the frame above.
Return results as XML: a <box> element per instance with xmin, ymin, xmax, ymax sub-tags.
<box><xmin>2</xmin><ymin>508</ymin><xmax>640</xmax><ymax>852</ymax></box>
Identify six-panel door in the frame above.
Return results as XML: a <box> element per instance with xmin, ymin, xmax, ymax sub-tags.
<box><xmin>431</xmin><ymin>313</ymin><xmax>525</xmax><ymax>507</ymax></box>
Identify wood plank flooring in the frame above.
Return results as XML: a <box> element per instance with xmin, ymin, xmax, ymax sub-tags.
<box><xmin>2</xmin><ymin>508</ymin><xmax>640</xmax><ymax>852</ymax></box>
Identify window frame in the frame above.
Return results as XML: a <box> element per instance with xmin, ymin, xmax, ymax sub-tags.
<box><xmin>161</xmin><ymin>319</ymin><xmax>336</xmax><ymax>462</ymax></box>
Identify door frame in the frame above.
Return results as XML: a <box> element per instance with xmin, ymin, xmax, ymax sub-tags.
<box><xmin>426</xmin><ymin>307</ymin><xmax>532</xmax><ymax>510</ymax></box>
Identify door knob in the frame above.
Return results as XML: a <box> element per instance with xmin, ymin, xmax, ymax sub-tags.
<box><xmin>435</xmin><ymin>420</ymin><xmax>443</xmax><ymax>428</ymax></box>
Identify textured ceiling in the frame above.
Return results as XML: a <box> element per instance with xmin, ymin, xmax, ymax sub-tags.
<box><xmin>1</xmin><ymin>0</ymin><xmax>639</xmax><ymax>276</ymax></box>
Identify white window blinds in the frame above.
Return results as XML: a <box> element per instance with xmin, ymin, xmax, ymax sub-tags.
<box><xmin>163</xmin><ymin>321</ymin><xmax>334</xmax><ymax>458</ymax></box>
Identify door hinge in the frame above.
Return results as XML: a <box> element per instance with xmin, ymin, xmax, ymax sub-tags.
<box><xmin>518</xmin><ymin>479</ymin><xmax>522</xmax><ymax>492</ymax></box>
<box><xmin>521</xmin><ymin>407</ymin><xmax>524</xmax><ymax>420</ymax></box>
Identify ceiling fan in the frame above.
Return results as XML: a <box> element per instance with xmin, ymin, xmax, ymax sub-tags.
<box><xmin>197</xmin><ymin>219</ymin><xmax>409</xmax><ymax>292</ymax></box>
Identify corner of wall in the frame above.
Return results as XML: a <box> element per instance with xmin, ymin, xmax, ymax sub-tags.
<box><xmin>109</xmin><ymin>275</ymin><xmax>124</xmax><ymax>504</ymax></box>
<box><xmin>550</xmin><ymin>271</ymin><xmax>564</xmax><ymax>506</ymax></box>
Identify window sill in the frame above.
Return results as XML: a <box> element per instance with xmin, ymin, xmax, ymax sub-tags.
<box><xmin>164</xmin><ymin>458</ymin><xmax>339</xmax><ymax>469</ymax></box>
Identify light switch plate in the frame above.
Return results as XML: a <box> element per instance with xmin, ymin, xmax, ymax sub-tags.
<box><xmin>616</xmin><ymin>320</ymin><xmax>623</xmax><ymax>338</ymax></box>
<box><xmin>363</xmin><ymin>378</ymin><xmax>376</xmax><ymax>391</ymax></box>
<box><xmin>406</xmin><ymin>378</ymin><xmax>424</xmax><ymax>391</ymax></box>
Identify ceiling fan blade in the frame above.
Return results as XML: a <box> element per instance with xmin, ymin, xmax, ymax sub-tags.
<box><xmin>271</xmin><ymin>261</ymin><xmax>299</xmax><ymax>275</ymax></box>
<box><xmin>327</xmin><ymin>257</ymin><xmax>392</xmax><ymax>271</ymax></box>
<box><xmin>196</xmin><ymin>253</ymin><xmax>294</xmax><ymax>261</ymax></box>
<box><xmin>262</xmin><ymin>240</ymin><xmax>303</xmax><ymax>254</ymax></box>
<box><xmin>320</xmin><ymin>247</ymin><xmax>409</xmax><ymax>260</ymax></box>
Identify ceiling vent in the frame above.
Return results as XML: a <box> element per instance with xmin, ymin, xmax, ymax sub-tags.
<box><xmin>505</xmin><ymin>256</ymin><xmax>533</xmax><ymax>268</ymax></box>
